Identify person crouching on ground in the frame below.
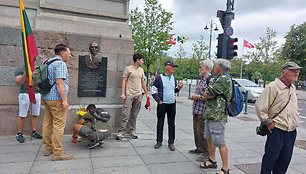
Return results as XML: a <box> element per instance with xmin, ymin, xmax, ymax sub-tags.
<box><xmin>72</xmin><ymin>104</ymin><xmax>111</xmax><ymax>149</ymax></box>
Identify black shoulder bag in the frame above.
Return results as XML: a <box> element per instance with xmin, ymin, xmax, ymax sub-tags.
<box><xmin>256</xmin><ymin>94</ymin><xmax>291</xmax><ymax>136</ymax></box>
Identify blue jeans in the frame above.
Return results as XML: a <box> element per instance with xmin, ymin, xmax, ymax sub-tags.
<box><xmin>261</xmin><ymin>128</ymin><xmax>297</xmax><ymax>174</ymax></box>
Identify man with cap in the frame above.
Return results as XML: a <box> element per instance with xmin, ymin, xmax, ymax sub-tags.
<box><xmin>151</xmin><ymin>60</ymin><xmax>183</xmax><ymax>151</ymax></box>
<box><xmin>255</xmin><ymin>62</ymin><xmax>301</xmax><ymax>174</ymax></box>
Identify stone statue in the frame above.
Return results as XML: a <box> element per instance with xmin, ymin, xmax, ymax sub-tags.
<box><xmin>85</xmin><ymin>42</ymin><xmax>101</xmax><ymax>69</ymax></box>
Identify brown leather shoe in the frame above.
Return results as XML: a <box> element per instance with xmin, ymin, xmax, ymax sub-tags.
<box><xmin>44</xmin><ymin>150</ymin><xmax>53</xmax><ymax>156</ymax></box>
<box><xmin>51</xmin><ymin>153</ymin><xmax>73</xmax><ymax>161</ymax></box>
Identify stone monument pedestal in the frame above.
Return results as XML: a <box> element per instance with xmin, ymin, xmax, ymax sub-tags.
<box><xmin>0</xmin><ymin>0</ymin><xmax>134</xmax><ymax>135</ymax></box>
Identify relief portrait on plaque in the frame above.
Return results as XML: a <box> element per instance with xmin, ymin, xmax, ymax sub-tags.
<box><xmin>78</xmin><ymin>42</ymin><xmax>107</xmax><ymax>97</ymax></box>
<box><xmin>85</xmin><ymin>42</ymin><xmax>102</xmax><ymax>69</ymax></box>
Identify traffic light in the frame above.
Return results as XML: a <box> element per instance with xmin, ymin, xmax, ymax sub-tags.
<box><xmin>227</xmin><ymin>37</ymin><xmax>238</xmax><ymax>59</ymax></box>
<box><xmin>216</xmin><ymin>34</ymin><xmax>224</xmax><ymax>58</ymax></box>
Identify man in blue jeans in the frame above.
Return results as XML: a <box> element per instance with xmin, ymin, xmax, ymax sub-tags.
<box><xmin>255</xmin><ymin>62</ymin><xmax>301</xmax><ymax>174</ymax></box>
<box><xmin>151</xmin><ymin>60</ymin><xmax>183</xmax><ymax>151</ymax></box>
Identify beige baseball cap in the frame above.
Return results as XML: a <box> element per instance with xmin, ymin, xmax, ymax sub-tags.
<box><xmin>281</xmin><ymin>62</ymin><xmax>302</xmax><ymax>70</ymax></box>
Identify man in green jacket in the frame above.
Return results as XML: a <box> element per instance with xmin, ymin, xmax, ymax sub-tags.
<box><xmin>200</xmin><ymin>59</ymin><xmax>232</xmax><ymax>174</ymax></box>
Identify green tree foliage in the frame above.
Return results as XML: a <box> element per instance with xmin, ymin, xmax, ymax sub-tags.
<box><xmin>129</xmin><ymin>0</ymin><xmax>173</xmax><ymax>84</ymax></box>
<box><xmin>281</xmin><ymin>22</ymin><xmax>306</xmax><ymax>79</ymax></box>
<box><xmin>170</xmin><ymin>36</ymin><xmax>209</xmax><ymax>80</ymax></box>
<box><xmin>255</xmin><ymin>27</ymin><xmax>278</xmax><ymax>63</ymax></box>
<box><xmin>236</xmin><ymin>27</ymin><xmax>287</xmax><ymax>85</ymax></box>
<box><xmin>174</xmin><ymin>57</ymin><xmax>199</xmax><ymax>80</ymax></box>
<box><xmin>192</xmin><ymin>35</ymin><xmax>209</xmax><ymax>61</ymax></box>
<box><xmin>175</xmin><ymin>45</ymin><xmax>187</xmax><ymax>59</ymax></box>
<box><xmin>228</xmin><ymin>59</ymin><xmax>244</xmax><ymax>78</ymax></box>
<box><xmin>253</xmin><ymin>27</ymin><xmax>280</xmax><ymax>86</ymax></box>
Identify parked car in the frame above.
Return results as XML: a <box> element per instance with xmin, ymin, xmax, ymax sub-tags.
<box><xmin>232</xmin><ymin>78</ymin><xmax>264</xmax><ymax>102</ymax></box>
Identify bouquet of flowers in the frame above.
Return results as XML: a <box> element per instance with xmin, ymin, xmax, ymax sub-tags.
<box><xmin>76</xmin><ymin>105</ymin><xmax>87</xmax><ymax>121</ymax></box>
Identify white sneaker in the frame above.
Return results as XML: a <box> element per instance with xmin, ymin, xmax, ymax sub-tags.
<box><xmin>129</xmin><ymin>132</ymin><xmax>138</xmax><ymax>139</ymax></box>
<box><xmin>116</xmin><ymin>132</ymin><xmax>123</xmax><ymax>140</ymax></box>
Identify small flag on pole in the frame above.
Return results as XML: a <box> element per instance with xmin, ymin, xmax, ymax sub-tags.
<box><xmin>19</xmin><ymin>0</ymin><xmax>38</xmax><ymax>104</ymax></box>
<box><xmin>177</xmin><ymin>35</ymin><xmax>189</xmax><ymax>44</ymax></box>
<box><xmin>166</xmin><ymin>35</ymin><xmax>176</xmax><ymax>45</ymax></box>
<box><xmin>243</xmin><ymin>39</ymin><xmax>255</xmax><ymax>48</ymax></box>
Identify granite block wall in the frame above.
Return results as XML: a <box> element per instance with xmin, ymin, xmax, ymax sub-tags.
<box><xmin>0</xmin><ymin>26</ymin><xmax>134</xmax><ymax>135</ymax></box>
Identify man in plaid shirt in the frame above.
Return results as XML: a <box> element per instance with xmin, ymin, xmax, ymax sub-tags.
<box><xmin>189</xmin><ymin>60</ymin><xmax>213</xmax><ymax>162</ymax></box>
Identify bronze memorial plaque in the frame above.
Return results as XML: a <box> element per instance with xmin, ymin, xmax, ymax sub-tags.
<box><xmin>78</xmin><ymin>56</ymin><xmax>107</xmax><ymax>97</ymax></box>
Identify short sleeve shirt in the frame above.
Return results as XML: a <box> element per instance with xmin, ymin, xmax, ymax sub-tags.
<box><xmin>42</xmin><ymin>56</ymin><xmax>69</xmax><ymax>100</ymax></box>
<box><xmin>205</xmin><ymin>74</ymin><xmax>232</xmax><ymax>122</ymax></box>
<box><xmin>123</xmin><ymin>65</ymin><xmax>145</xmax><ymax>96</ymax></box>
<box><xmin>14</xmin><ymin>65</ymin><xmax>28</xmax><ymax>93</ymax></box>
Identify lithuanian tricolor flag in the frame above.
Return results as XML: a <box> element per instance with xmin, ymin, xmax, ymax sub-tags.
<box><xmin>19</xmin><ymin>0</ymin><xmax>38</xmax><ymax>104</ymax></box>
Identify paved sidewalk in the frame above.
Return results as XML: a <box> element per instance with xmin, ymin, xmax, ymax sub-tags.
<box><xmin>1</xmin><ymin>95</ymin><xmax>306</xmax><ymax>174</ymax></box>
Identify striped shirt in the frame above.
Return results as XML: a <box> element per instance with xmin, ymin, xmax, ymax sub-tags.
<box><xmin>42</xmin><ymin>56</ymin><xmax>69</xmax><ymax>101</ymax></box>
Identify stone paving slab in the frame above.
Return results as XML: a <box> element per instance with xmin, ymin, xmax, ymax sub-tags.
<box><xmin>0</xmin><ymin>162</ymin><xmax>33</xmax><ymax>174</ymax></box>
<box><xmin>94</xmin><ymin>165</ymin><xmax>151</xmax><ymax>174</ymax></box>
<box><xmin>92</xmin><ymin>155</ymin><xmax>145</xmax><ymax>168</ymax></box>
<box><xmin>148</xmin><ymin>161</ymin><xmax>202</xmax><ymax>174</ymax></box>
<box><xmin>141</xmin><ymin>153</ymin><xmax>190</xmax><ymax>165</ymax></box>
<box><xmin>1</xmin><ymin>95</ymin><xmax>306</xmax><ymax>174</ymax></box>
<box><xmin>234</xmin><ymin>163</ymin><xmax>261</xmax><ymax>174</ymax></box>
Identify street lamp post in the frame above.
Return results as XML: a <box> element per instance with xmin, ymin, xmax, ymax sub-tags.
<box><xmin>204</xmin><ymin>20</ymin><xmax>218</xmax><ymax>59</ymax></box>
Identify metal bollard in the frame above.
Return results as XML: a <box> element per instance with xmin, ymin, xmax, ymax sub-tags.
<box><xmin>244</xmin><ymin>91</ymin><xmax>248</xmax><ymax>114</ymax></box>
<box><xmin>188</xmin><ymin>84</ymin><xmax>191</xmax><ymax>98</ymax></box>
<box><xmin>177</xmin><ymin>80</ymin><xmax>180</xmax><ymax>96</ymax></box>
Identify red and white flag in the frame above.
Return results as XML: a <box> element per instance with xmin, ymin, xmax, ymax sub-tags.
<box><xmin>243</xmin><ymin>39</ymin><xmax>254</xmax><ymax>48</ymax></box>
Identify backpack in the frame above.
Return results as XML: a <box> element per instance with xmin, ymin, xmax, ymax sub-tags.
<box><xmin>89</xmin><ymin>108</ymin><xmax>110</xmax><ymax>122</ymax></box>
<box><xmin>221</xmin><ymin>77</ymin><xmax>244</xmax><ymax>117</ymax></box>
<box><xmin>32</xmin><ymin>59</ymin><xmax>60</xmax><ymax>95</ymax></box>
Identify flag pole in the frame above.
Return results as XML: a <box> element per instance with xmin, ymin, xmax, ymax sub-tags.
<box><xmin>20</xmin><ymin>0</ymin><xmax>30</xmax><ymax>79</ymax></box>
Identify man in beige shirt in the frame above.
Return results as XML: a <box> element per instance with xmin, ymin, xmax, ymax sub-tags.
<box><xmin>116</xmin><ymin>53</ymin><xmax>150</xmax><ymax>140</ymax></box>
<box><xmin>255</xmin><ymin>62</ymin><xmax>301</xmax><ymax>174</ymax></box>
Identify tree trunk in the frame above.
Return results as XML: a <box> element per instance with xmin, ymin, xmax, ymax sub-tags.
<box><xmin>146</xmin><ymin>65</ymin><xmax>150</xmax><ymax>89</ymax></box>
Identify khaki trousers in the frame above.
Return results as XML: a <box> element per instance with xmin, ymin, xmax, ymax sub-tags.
<box><xmin>120</xmin><ymin>94</ymin><xmax>143</xmax><ymax>133</ymax></box>
<box><xmin>42</xmin><ymin>100</ymin><xmax>67</xmax><ymax>156</ymax></box>
<box><xmin>193</xmin><ymin>115</ymin><xmax>209</xmax><ymax>154</ymax></box>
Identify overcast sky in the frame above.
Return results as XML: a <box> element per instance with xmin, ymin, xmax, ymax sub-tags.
<box><xmin>129</xmin><ymin>0</ymin><xmax>306</xmax><ymax>58</ymax></box>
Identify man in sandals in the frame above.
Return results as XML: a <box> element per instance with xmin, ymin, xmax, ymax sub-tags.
<box><xmin>255</xmin><ymin>62</ymin><xmax>301</xmax><ymax>174</ymax></box>
<box><xmin>200</xmin><ymin>59</ymin><xmax>232</xmax><ymax>174</ymax></box>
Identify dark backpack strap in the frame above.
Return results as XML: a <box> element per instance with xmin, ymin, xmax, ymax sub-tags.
<box><xmin>206</xmin><ymin>75</ymin><xmax>212</xmax><ymax>87</ymax></box>
<box><xmin>271</xmin><ymin>94</ymin><xmax>291</xmax><ymax>119</ymax></box>
<box><xmin>44</xmin><ymin>58</ymin><xmax>61</xmax><ymax>87</ymax></box>
<box><xmin>44</xmin><ymin>58</ymin><xmax>61</xmax><ymax>65</ymax></box>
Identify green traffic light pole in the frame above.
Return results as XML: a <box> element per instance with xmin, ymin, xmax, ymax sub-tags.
<box><xmin>217</xmin><ymin>0</ymin><xmax>235</xmax><ymax>59</ymax></box>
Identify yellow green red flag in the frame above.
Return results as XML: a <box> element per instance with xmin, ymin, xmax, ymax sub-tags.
<box><xmin>19</xmin><ymin>0</ymin><xmax>38</xmax><ymax>104</ymax></box>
